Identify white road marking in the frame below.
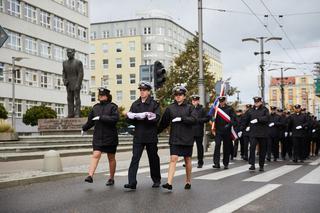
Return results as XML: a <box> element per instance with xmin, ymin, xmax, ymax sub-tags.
<box><xmin>296</xmin><ymin>165</ymin><xmax>320</xmax><ymax>184</ymax></box>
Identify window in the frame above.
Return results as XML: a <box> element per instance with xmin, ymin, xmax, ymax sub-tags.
<box><xmin>116</xmin><ymin>91</ymin><xmax>123</xmax><ymax>102</ymax></box>
<box><xmin>7</xmin><ymin>31</ymin><xmax>21</xmax><ymax>50</ymax></box>
<box><xmin>53</xmin><ymin>16</ymin><xmax>64</xmax><ymax>33</ymax></box>
<box><xmin>0</xmin><ymin>63</ymin><xmax>3</xmax><ymax>82</ymax></box>
<box><xmin>157</xmin><ymin>27</ymin><xmax>164</xmax><ymax>35</ymax></box>
<box><xmin>144</xmin><ymin>27</ymin><xmax>151</xmax><ymax>35</ymax></box>
<box><xmin>116</xmin><ymin>29</ymin><xmax>123</xmax><ymax>37</ymax></box>
<box><xmin>8</xmin><ymin>0</ymin><xmax>20</xmax><ymax>17</ymax></box>
<box><xmin>55</xmin><ymin>75</ymin><xmax>63</xmax><ymax>90</ymax></box>
<box><xmin>90</xmin><ymin>31</ymin><xmax>96</xmax><ymax>39</ymax></box>
<box><xmin>40</xmin><ymin>41</ymin><xmax>51</xmax><ymax>58</ymax></box>
<box><xmin>25</xmin><ymin>36</ymin><xmax>37</xmax><ymax>55</ymax></box>
<box><xmin>90</xmin><ymin>60</ymin><xmax>95</xmax><ymax>70</ymax></box>
<box><xmin>129</xmin><ymin>41</ymin><xmax>135</xmax><ymax>51</ymax></box>
<box><xmin>129</xmin><ymin>28</ymin><xmax>136</xmax><ymax>36</ymax></box>
<box><xmin>54</xmin><ymin>46</ymin><xmax>64</xmax><ymax>62</ymax></box>
<box><xmin>91</xmin><ymin>92</ymin><xmax>96</xmax><ymax>102</ymax></box>
<box><xmin>116</xmin><ymin>74</ymin><xmax>122</xmax><ymax>84</ymax></box>
<box><xmin>40</xmin><ymin>10</ymin><xmax>51</xmax><ymax>29</ymax></box>
<box><xmin>90</xmin><ymin>44</ymin><xmax>95</xmax><ymax>54</ymax></box>
<box><xmin>78</xmin><ymin>26</ymin><xmax>87</xmax><ymax>40</ymax></box>
<box><xmin>301</xmin><ymin>77</ymin><xmax>306</xmax><ymax>84</ymax></box>
<box><xmin>66</xmin><ymin>0</ymin><xmax>76</xmax><ymax>10</ymax></box>
<box><xmin>40</xmin><ymin>73</ymin><xmax>52</xmax><ymax>88</ymax></box>
<box><xmin>157</xmin><ymin>43</ymin><xmax>164</xmax><ymax>51</ymax></box>
<box><xmin>116</xmin><ymin>58</ymin><xmax>122</xmax><ymax>68</ymax></box>
<box><xmin>116</xmin><ymin>42</ymin><xmax>122</xmax><ymax>52</ymax></box>
<box><xmin>102</xmin><ymin>59</ymin><xmax>108</xmax><ymax>69</ymax></box>
<box><xmin>129</xmin><ymin>57</ymin><xmax>135</xmax><ymax>68</ymax></box>
<box><xmin>144</xmin><ymin>43</ymin><xmax>151</xmax><ymax>51</ymax></box>
<box><xmin>130</xmin><ymin>74</ymin><xmax>136</xmax><ymax>84</ymax></box>
<box><xmin>26</xmin><ymin>100</ymin><xmax>37</xmax><ymax>110</ymax></box>
<box><xmin>101</xmin><ymin>75</ymin><xmax>109</xmax><ymax>87</ymax></box>
<box><xmin>101</xmin><ymin>43</ymin><xmax>108</xmax><ymax>53</ymax></box>
<box><xmin>24</xmin><ymin>3</ymin><xmax>36</xmax><ymax>23</ymax></box>
<box><xmin>55</xmin><ymin>104</ymin><xmax>64</xmax><ymax>117</ymax></box>
<box><xmin>0</xmin><ymin>0</ymin><xmax>4</xmax><ymax>12</ymax></box>
<box><xmin>24</xmin><ymin>69</ymin><xmax>38</xmax><ymax>86</ymax></box>
<box><xmin>168</xmin><ymin>45</ymin><xmax>172</xmax><ymax>52</ymax></box>
<box><xmin>130</xmin><ymin>90</ymin><xmax>136</xmax><ymax>101</ymax></box>
<box><xmin>77</xmin><ymin>53</ymin><xmax>88</xmax><ymax>68</ymax></box>
<box><xmin>13</xmin><ymin>99</ymin><xmax>22</xmax><ymax>118</ymax></box>
<box><xmin>66</xmin><ymin>21</ymin><xmax>76</xmax><ymax>37</ymax></box>
<box><xmin>144</xmin><ymin>59</ymin><xmax>151</xmax><ymax>65</ymax></box>
<box><xmin>91</xmin><ymin>76</ymin><xmax>95</xmax><ymax>86</ymax></box>
<box><xmin>81</xmin><ymin>80</ymin><xmax>89</xmax><ymax>94</ymax></box>
<box><xmin>77</xmin><ymin>0</ymin><xmax>86</xmax><ymax>14</ymax></box>
<box><xmin>102</xmin><ymin>31</ymin><xmax>109</xmax><ymax>38</ymax></box>
<box><xmin>14</xmin><ymin>69</ymin><xmax>21</xmax><ymax>84</ymax></box>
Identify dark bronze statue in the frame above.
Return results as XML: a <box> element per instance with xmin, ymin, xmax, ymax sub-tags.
<box><xmin>62</xmin><ymin>48</ymin><xmax>84</xmax><ymax>118</ymax></box>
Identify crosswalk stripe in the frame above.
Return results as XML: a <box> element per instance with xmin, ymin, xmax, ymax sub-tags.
<box><xmin>295</xmin><ymin>165</ymin><xmax>320</xmax><ymax>184</ymax></box>
<box><xmin>195</xmin><ymin>164</ymin><xmax>256</xmax><ymax>180</ymax></box>
<box><xmin>208</xmin><ymin>184</ymin><xmax>282</xmax><ymax>213</ymax></box>
<box><xmin>243</xmin><ymin>165</ymin><xmax>301</xmax><ymax>182</ymax></box>
<box><xmin>309</xmin><ymin>158</ymin><xmax>320</xmax><ymax>166</ymax></box>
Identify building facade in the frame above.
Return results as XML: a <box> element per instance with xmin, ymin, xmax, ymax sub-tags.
<box><xmin>90</xmin><ymin>16</ymin><xmax>222</xmax><ymax>109</ymax></box>
<box><xmin>269</xmin><ymin>75</ymin><xmax>319</xmax><ymax>116</ymax></box>
<box><xmin>0</xmin><ymin>0</ymin><xmax>91</xmax><ymax>132</ymax></box>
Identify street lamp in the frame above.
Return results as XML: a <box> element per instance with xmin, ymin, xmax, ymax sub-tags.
<box><xmin>11</xmin><ymin>56</ymin><xmax>28</xmax><ymax>130</ymax></box>
<box><xmin>268</xmin><ymin>67</ymin><xmax>295</xmax><ymax>110</ymax></box>
<box><xmin>242</xmin><ymin>36</ymin><xmax>282</xmax><ymax>102</ymax></box>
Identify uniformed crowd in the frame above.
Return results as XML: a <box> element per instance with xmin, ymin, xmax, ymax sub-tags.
<box><xmin>81</xmin><ymin>81</ymin><xmax>320</xmax><ymax>192</ymax></box>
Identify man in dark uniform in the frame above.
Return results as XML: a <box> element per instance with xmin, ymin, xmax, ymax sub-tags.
<box><xmin>303</xmin><ymin>110</ymin><xmax>313</xmax><ymax>159</ymax></box>
<box><xmin>267</xmin><ymin>106</ymin><xmax>283</xmax><ymax>162</ymax></box>
<box><xmin>233</xmin><ymin>109</ymin><xmax>244</xmax><ymax>159</ymax></box>
<box><xmin>241</xmin><ymin>104</ymin><xmax>252</xmax><ymax>161</ymax></box>
<box><xmin>284</xmin><ymin>111</ymin><xmax>293</xmax><ymax>159</ymax></box>
<box><xmin>288</xmin><ymin>104</ymin><xmax>308</xmax><ymax>163</ymax></box>
<box><xmin>124</xmin><ymin>81</ymin><xmax>161</xmax><ymax>190</ymax></box>
<box><xmin>62</xmin><ymin>48</ymin><xmax>84</xmax><ymax>118</ymax></box>
<box><xmin>190</xmin><ymin>94</ymin><xmax>210</xmax><ymax>168</ymax></box>
<box><xmin>243</xmin><ymin>96</ymin><xmax>269</xmax><ymax>171</ymax></box>
<box><xmin>212</xmin><ymin>96</ymin><xmax>236</xmax><ymax>170</ymax></box>
<box><xmin>277</xmin><ymin>109</ymin><xmax>288</xmax><ymax>160</ymax></box>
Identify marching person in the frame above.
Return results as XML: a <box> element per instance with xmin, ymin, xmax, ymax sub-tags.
<box><xmin>233</xmin><ymin>109</ymin><xmax>244</xmax><ymax>159</ymax></box>
<box><xmin>267</xmin><ymin>106</ymin><xmax>283</xmax><ymax>162</ymax></box>
<box><xmin>277</xmin><ymin>109</ymin><xmax>288</xmax><ymax>160</ymax></box>
<box><xmin>211</xmin><ymin>96</ymin><xmax>236</xmax><ymax>170</ymax></box>
<box><xmin>241</xmin><ymin>104</ymin><xmax>253</xmax><ymax>161</ymax></box>
<box><xmin>284</xmin><ymin>110</ymin><xmax>294</xmax><ymax>160</ymax></box>
<box><xmin>288</xmin><ymin>104</ymin><xmax>308</xmax><ymax>163</ymax></box>
<box><xmin>82</xmin><ymin>87</ymin><xmax>119</xmax><ymax>185</ymax></box>
<box><xmin>243</xmin><ymin>96</ymin><xmax>269</xmax><ymax>172</ymax></box>
<box><xmin>158</xmin><ymin>85</ymin><xmax>197</xmax><ymax>191</ymax></box>
<box><xmin>190</xmin><ymin>94</ymin><xmax>210</xmax><ymax>168</ymax></box>
<box><xmin>124</xmin><ymin>81</ymin><xmax>161</xmax><ymax>190</ymax></box>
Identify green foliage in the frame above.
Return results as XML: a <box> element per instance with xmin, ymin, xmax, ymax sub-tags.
<box><xmin>23</xmin><ymin>105</ymin><xmax>57</xmax><ymax>126</ymax></box>
<box><xmin>0</xmin><ymin>119</ymin><xmax>14</xmax><ymax>133</ymax></box>
<box><xmin>116</xmin><ymin>106</ymin><xmax>128</xmax><ymax>130</ymax></box>
<box><xmin>0</xmin><ymin>103</ymin><xmax>8</xmax><ymax>119</ymax></box>
<box><xmin>81</xmin><ymin>106</ymin><xmax>92</xmax><ymax>117</ymax></box>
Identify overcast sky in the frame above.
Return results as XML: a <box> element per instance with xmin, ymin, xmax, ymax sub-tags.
<box><xmin>90</xmin><ymin>0</ymin><xmax>320</xmax><ymax>103</ymax></box>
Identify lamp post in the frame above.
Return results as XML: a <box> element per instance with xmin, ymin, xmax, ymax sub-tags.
<box><xmin>198</xmin><ymin>0</ymin><xmax>205</xmax><ymax>106</ymax></box>
<box><xmin>11</xmin><ymin>56</ymin><xmax>28</xmax><ymax>130</ymax></box>
<box><xmin>242</xmin><ymin>37</ymin><xmax>282</xmax><ymax>102</ymax></box>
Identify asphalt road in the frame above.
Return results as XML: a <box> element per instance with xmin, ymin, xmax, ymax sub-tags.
<box><xmin>1</xmin><ymin>157</ymin><xmax>320</xmax><ymax>213</ymax></box>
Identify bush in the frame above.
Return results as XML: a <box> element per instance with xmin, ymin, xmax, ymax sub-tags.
<box><xmin>0</xmin><ymin>103</ymin><xmax>8</xmax><ymax>119</ymax></box>
<box><xmin>0</xmin><ymin>119</ymin><xmax>14</xmax><ymax>133</ymax></box>
<box><xmin>117</xmin><ymin>106</ymin><xmax>128</xmax><ymax>130</ymax></box>
<box><xmin>23</xmin><ymin>105</ymin><xmax>57</xmax><ymax>126</ymax></box>
<box><xmin>80</xmin><ymin>106</ymin><xmax>92</xmax><ymax>117</ymax></box>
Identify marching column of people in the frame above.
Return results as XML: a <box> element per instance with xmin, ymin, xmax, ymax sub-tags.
<box><xmin>83</xmin><ymin>83</ymin><xmax>320</xmax><ymax>190</ymax></box>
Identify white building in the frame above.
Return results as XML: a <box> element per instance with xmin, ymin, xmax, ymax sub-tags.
<box><xmin>0</xmin><ymin>0</ymin><xmax>90</xmax><ymax>132</ymax></box>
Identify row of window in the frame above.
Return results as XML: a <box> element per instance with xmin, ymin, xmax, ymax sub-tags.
<box><xmin>54</xmin><ymin>0</ymin><xmax>88</xmax><ymax>16</ymax></box>
<box><xmin>5</xmin><ymin>29</ymin><xmax>89</xmax><ymax>66</ymax></box>
<box><xmin>1</xmin><ymin>0</ymin><xmax>88</xmax><ymax>41</ymax></box>
<box><xmin>91</xmin><ymin>90</ymin><xmax>136</xmax><ymax>103</ymax></box>
<box><xmin>90</xmin><ymin>57</ymin><xmax>136</xmax><ymax>70</ymax></box>
<box><xmin>91</xmin><ymin>73</ymin><xmax>136</xmax><ymax>87</ymax></box>
<box><xmin>0</xmin><ymin>63</ymin><xmax>89</xmax><ymax>93</ymax></box>
<box><xmin>90</xmin><ymin>41</ymin><xmax>136</xmax><ymax>54</ymax></box>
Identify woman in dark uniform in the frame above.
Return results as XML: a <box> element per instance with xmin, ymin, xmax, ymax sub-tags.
<box><xmin>158</xmin><ymin>85</ymin><xmax>197</xmax><ymax>191</ymax></box>
<box><xmin>82</xmin><ymin>87</ymin><xmax>119</xmax><ymax>185</ymax></box>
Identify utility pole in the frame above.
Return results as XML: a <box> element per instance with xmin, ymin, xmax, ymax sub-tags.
<box><xmin>198</xmin><ymin>0</ymin><xmax>205</xmax><ymax>106</ymax></box>
<box><xmin>236</xmin><ymin>90</ymin><xmax>240</xmax><ymax>103</ymax></box>
<box><xmin>242</xmin><ymin>36</ymin><xmax>282</xmax><ymax>102</ymax></box>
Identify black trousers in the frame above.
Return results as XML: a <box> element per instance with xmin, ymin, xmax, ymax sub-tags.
<box><xmin>214</xmin><ymin>133</ymin><xmax>232</xmax><ymax>166</ymax></box>
<box><xmin>267</xmin><ymin>137</ymin><xmax>279</xmax><ymax>159</ymax></box>
<box><xmin>283</xmin><ymin>136</ymin><xmax>293</xmax><ymax>158</ymax></box>
<box><xmin>233</xmin><ymin>138</ymin><xmax>244</xmax><ymax>158</ymax></box>
<box><xmin>249</xmin><ymin>137</ymin><xmax>267</xmax><ymax>167</ymax></box>
<box><xmin>128</xmin><ymin>143</ymin><xmax>161</xmax><ymax>185</ymax></box>
<box><xmin>242</xmin><ymin>135</ymin><xmax>250</xmax><ymax>160</ymax></box>
<box><xmin>195</xmin><ymin>136</ymin><xmax>204</xmax><ymax>165</ymax></box>
<box><xmin>315</xmin><ymin>137</ymin><xmax>320</xmax><ymax>156</ymax></box>
<box><xmin>293</xmin><ymin>137</ymin><xmax>304</xmax><ymax>161</ymax></box>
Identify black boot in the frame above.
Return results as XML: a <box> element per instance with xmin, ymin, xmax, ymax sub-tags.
<box><xmin>85</xmin><ymin>176</ymin><xmax>93</xmax><ymax>183</ymax></box>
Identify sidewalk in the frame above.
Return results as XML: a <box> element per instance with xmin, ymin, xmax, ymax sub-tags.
<box><xmin>0</xmin><ymin>145</ymin><xmax>214</xmax><ymax>189</ymax></box>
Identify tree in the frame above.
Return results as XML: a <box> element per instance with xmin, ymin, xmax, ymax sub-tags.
<box><xmin>0</xmin><ymin>103</ymin><xmax>8</xmax><ymax>119</ymax></box>
<box><xmin>80</xmin><ymin>106</ymin><xmax>92</xmax><ymax>117</ymax></box>
<box><xmin>116</xmin><ymin>106</ymin><xmax>128</xmax><ymax>132</ymax></box>
<box><xmin>23</xmin><ymin>105</ymin><xmax>57</xmax><ymax>126</ymax></box>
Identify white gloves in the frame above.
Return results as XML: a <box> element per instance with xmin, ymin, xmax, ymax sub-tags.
<box><xmin>246</xmin><ymin>126</ymin><xmax>250</xmax><ymax>132</ymax></box>
<box><xmin>81</xmin><ymin>130</ymin><xmax>84</xmax><ymax>136</ymax></box>
<box><xmin>269</xmin><ymin>122</ymin><xmax>275</xmax><ymax>127</ymax></box>
<box><xmin>92</xmin><ymin>116</ymin><xmax>100</xmax><ymax>121</ymax></box>
<box><xmin>284</xmin><ymin>132</ymin><xmax>288</xmax><ymax>137</ymax></box>
<box><xmin>172</xmin><ymin>117</ymin><xmax>182</xmax><ymax>123</ymax></box>
<box><xmin>250</xmin><ymin>119</ymin><xmax>258</xmax><ymax>124</ymax></box>
<box><xmin>289</xmin><ymin>132</ymin><xmax>292</xmax><ymax>136</ymax></box>
<box><xmin>127</xmin><ymin>112</ymin><xmax>135</xmax><ymax>119</ymax></box>
<box><xmin>238</xmin><ymin>131</ymin><xmax>242</xmax><ymax>138</ymax></box>
<box><xmin>146</xmin><ymin>112</ymin><xmax>156</xmax><ymax>120</ymax></box>
<box><xmin>135</xmin><ymin>112</ymin><xmax>147</xmax><ymax>120</ymax></box>
<box><xmin>312</xmin><ymin>129</ymin><xmax>316</xmax><ymax>133</ymax></box>
<box><xmin>127</xmin><ymin>112</ymin><xmax>155</xmax><ymax>120</ymax></box>
<box><xmin>296</xmin><ymin>125</ymin><xmax>302</xmax><ymax>130</ymax></box>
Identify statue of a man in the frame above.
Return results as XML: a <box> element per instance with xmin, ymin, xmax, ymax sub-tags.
<box><xmin>62</xmin><ymin>48</ymin><xmax>84</xmax><ymax>118</ymax></box>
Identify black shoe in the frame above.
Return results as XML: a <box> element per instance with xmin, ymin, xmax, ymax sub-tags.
<box><xmin>293</xmin><ymin>159</ymin><xmax>298</xmax><ymax>163</ymax></box>
<box><xmin>224</xmin><ymin>166</ymin><xmax>229</xmax><ymax>170</ymax></box>
<box><xmin>85</xmin><ymin>176</ymin><xmax>93</xmax><ymax>183</ymax></box>
<box><xmin>274</xmin><ymin>158</ymin><xmax>277</xmax><ymax>162</ymax></box>
<box><xmin>124</xmin><ymin>183</ymin><xmax>136</xmax><ymax>190</ymax></box>
<box><xmin>300</xmin><ymin>160</ymin><xmax>304</xmax><ymax>163</ymax></box>
<box><xmin>212</xmin><ymin>164</ymin><xmax>221</xmax><ymax>169</ymax></box>
<box><xmin>243</xmin><ymin>157</ymin><xmax>248</xmax><ymax>161</ymax></box>
<box><xmin>184</xmin><ymin>183</ymin><xmax>191</xmax><ymax>190</ymax></box>
<box><xmin>267</xmin><ymin>158</ymin><xmax>271</xmax><ymax>162</ymax></box>
<box><xmin>197</xmin><ymin>164</ymin><xmax>203</xmax><ymax>168</ymax></box>
<box><xmin>106</xmin><ymin>179</ymin><xmax>114</xmax><ymax>186</ymax></box>
<box><xmin>249</xmin><ymin>165</ymin><xmax>256</xmax><ymax>171</ymax></box>
<box><xmin>152</xmin><ymin>182</ymin><xmax>161</xmax><ymax>188</ymax></box>
<box><xmin>259</xmin><ymin>167</ymin><xmax>264</xmax><ymax>172</ymax></box>
<box><xmin>162</xmin><ymin>183</ymin><xmax>172</xmax><ymax>191</ymax></box>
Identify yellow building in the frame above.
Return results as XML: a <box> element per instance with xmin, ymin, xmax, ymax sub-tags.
<box><xmin>268</xmin><ymin>75</ymin><xmax>319</xmax><ymax>114</ymax></box>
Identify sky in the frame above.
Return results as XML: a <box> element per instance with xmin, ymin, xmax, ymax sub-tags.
<box><xmin>89</xmin><ymin>0</ymin><xmax>320</xmax><ymax>103</ymax></box>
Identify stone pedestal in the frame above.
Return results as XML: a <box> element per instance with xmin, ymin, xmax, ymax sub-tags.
<box><xmin>38</xmin><ymin>117</ymin><xmax>89</xmax><ymax>135</ymax></box>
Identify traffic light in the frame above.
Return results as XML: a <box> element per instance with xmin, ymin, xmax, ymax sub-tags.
<box><xmin>153</xmin><ymin>61</ymin><xmax>166</xmax><ymax>89</ymax></box>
